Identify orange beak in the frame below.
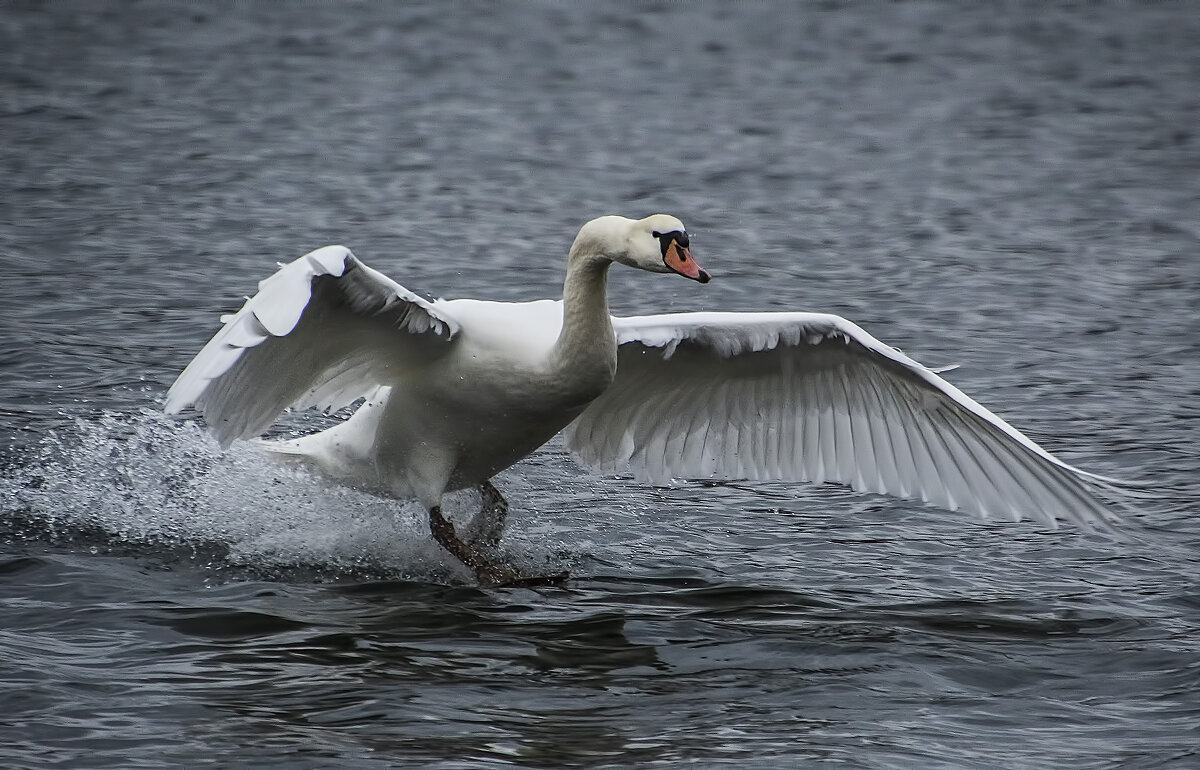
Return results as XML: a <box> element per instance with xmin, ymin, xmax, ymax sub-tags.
<box><xmin>664</xmin><ymin>240</ymin><xmax>710</xmax><ymax>283</ymax></box>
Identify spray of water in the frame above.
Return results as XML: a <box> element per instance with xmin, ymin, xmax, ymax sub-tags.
<box><xmin>0</xmin><ymin>409</ymin><xmax>514</xmax><ymax>581</ymax></box>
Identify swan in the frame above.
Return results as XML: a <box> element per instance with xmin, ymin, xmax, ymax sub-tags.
<box><xmin>165</xmin><ymin>214</ymin><xmax>1126</xmax><ymax>585</ymax></box>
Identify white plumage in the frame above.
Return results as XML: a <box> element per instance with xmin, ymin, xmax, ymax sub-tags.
<box><xmin>166</xmin><ymin>215</ymin><xmax>1126</xmax><ymax>584</ymax></box>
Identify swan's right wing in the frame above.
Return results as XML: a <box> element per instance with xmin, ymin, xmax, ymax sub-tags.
<box><xmin>566</xmin><ymin>311</ymin><xmax>1127</xmax><ymax>530</ymax></box>
<box><xmin>165</xmin><ymin>246</ymin><xmax>458</xmax><ymax>446</ymax></box>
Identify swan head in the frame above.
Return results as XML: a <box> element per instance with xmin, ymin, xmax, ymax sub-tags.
<box><xmin>572</xmin><ymin>214</ymin><xmax>710</xmax><ymax>283</ymax></box>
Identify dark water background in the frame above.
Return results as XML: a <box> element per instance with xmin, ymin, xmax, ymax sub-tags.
<box><xmin>2</xmin><ymin>2</ymin><xmax>1199</xmax><ymax>767</ymax></box>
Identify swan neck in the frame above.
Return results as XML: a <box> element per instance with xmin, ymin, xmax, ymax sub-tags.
<box><xmin>552</xmin><ymin>253</ymin><xmax>617</xmax><ymax>383</ymax></box>
<box><xmin>559</xmin><ymin>254</ymin><xmax>614</xmax><ymax>346</ymax></box>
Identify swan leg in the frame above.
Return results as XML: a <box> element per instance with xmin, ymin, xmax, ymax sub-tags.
<box><xmin>463</xmin><ymin>479</ymin><xmax>509</xmax><ymax>548</ymax></box>
<box><xmin>429</xmin><ymin>504</ymin><xmax>520</xmax><ymax>585</ymax></box>
<box><xmin>428</xmin><ymin>504</ymin><xmax>570</xmax><ymax>588</ymax></box>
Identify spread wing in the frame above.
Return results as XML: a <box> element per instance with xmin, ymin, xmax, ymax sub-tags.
<box><xmin>165</xmin><ymin>245</ymin><xmax>458</xmax><ymax>446</ymax></box>
<box><xmin>565</xmin><ymin>312</ymin><xmax>1126</xmax><ymax>529</ymax></box>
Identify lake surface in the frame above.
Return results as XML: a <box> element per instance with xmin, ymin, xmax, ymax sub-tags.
<box><xmin>2</xmin><ymin>2</ymin><xmax>1198</xmax><ymax>767</ymax></box>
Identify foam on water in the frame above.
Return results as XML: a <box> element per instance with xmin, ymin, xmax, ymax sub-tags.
<box><xmin>0</xmin><ymin>409</ymin><xmax>510</xmax><ymax>581</ymax></box>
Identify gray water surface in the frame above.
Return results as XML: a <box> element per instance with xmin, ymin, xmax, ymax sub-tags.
<box><xmin>2</xmin><ymin>3</ymin><xmax>1199</xmax><ymax>767</ymax></box>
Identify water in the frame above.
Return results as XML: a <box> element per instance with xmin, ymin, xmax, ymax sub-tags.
<box><xmin>2</xmin><ymin>2</ymin><xmax>1199</xmax><ymax>767</ymax></box>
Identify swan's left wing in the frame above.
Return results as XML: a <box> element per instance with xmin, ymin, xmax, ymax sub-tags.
<box><xmin>564</xmin><ymin>312</ymin><xmax>1124</xmax><ymax>529</ymax></box>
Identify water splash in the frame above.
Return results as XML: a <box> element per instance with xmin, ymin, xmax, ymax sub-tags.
<box><xmin>0</xmin><ymin>409</ymin><xmax>494</xmax><ymax>581</ymax></box>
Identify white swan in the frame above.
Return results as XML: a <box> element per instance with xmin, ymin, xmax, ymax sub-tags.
<box><xmin>166</xmin><ymin>214</ymin><xmax>1125</xmax><ymax>584</ymax></box>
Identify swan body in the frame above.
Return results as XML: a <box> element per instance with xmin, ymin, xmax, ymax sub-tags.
<box><xmin>166</xmin><ymin>214</ymin><xmax>1124</xmax><ymax>584</ymax></box>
